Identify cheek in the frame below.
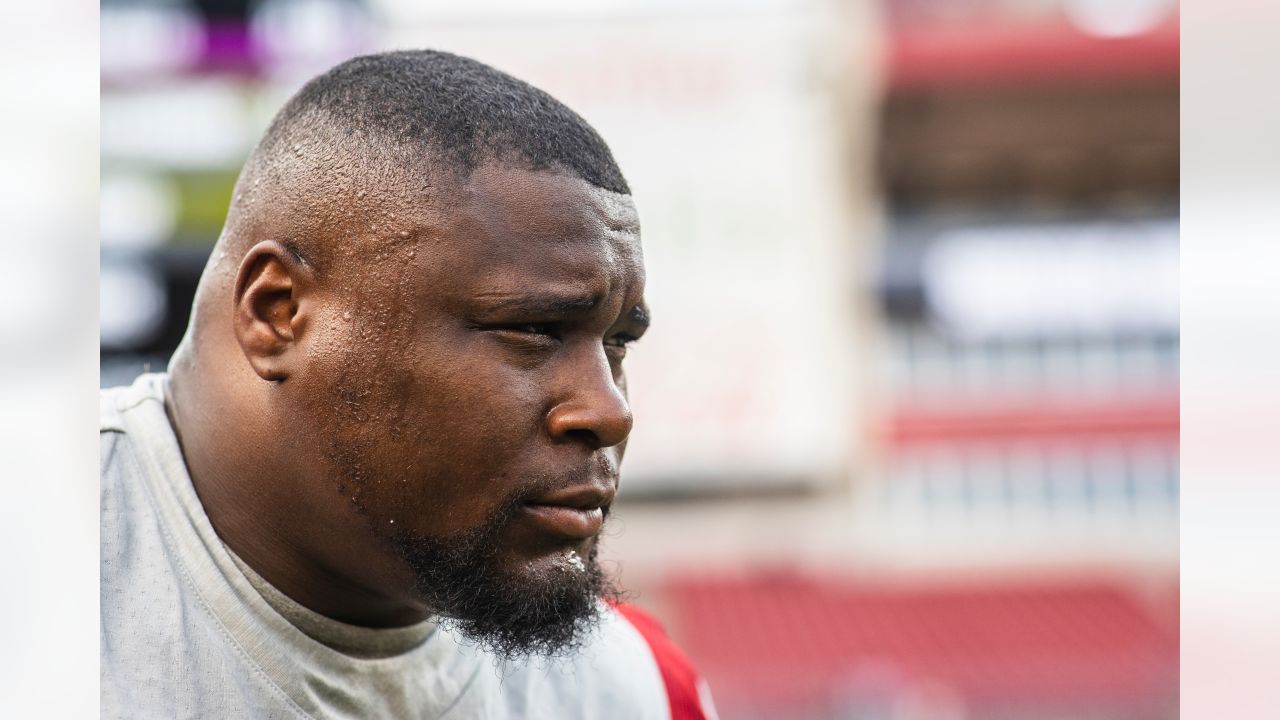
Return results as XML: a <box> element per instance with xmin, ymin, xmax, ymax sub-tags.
<box><xmin>320</xmin><ymin>342</ymin><xmax>550</xmax><ymax>534</ymax></box>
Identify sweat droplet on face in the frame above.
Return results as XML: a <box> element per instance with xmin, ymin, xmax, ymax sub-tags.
<box><xmin>342</xmin><ymin>311</ymin><xmax>352</xmax><ymax>321</ymax></box>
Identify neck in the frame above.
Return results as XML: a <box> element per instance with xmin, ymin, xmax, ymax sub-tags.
<box><xmin>167</xmin><ymin>341</ymin><xmax>431</xmax><ymax>628</ymax></box>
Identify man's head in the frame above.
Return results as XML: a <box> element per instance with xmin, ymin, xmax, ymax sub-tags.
<box><xmin>169</xmin><ymin>50</ymin><xmax>648</xmax><ymax>658</ymax></box>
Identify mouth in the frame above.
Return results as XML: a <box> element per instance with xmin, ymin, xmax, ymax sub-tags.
<box><xmin>521</xmin><ymin>483</ymin><xmax>614</xmax><ymax>540</ymax></box>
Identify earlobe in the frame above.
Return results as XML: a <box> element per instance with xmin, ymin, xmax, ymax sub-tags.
<box><xmin>233</xmin><ymin>241</ymin><xmax>311</xmax><ymax>382</ymax></box>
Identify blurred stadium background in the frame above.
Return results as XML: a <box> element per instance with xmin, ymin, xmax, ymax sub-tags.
<box><xmin>100</xmin><ymin>0</ymin><xmax>1179</xmax><ymax>717</ymax></box>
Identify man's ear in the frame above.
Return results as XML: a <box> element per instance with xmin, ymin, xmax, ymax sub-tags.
<box><xmin>232</xmin><ymin>240</ymin><xmax>314</xmax><ymax>382</ymax></box>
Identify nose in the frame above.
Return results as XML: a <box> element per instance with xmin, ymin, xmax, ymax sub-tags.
<box><xmin>545</xmin><ymin>350</ymin><xmax>633</xmax><ymax>449</ymax></box>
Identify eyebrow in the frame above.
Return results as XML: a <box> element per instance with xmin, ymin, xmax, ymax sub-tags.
<box><xmin>471</xmin><ymin>292</ymin><xmax>600</xmax><ymax>316</ymax></box>
<box><xmin>471</xmin><ymin>292</ymin><xmax>650</xmax><ymax>328</ymax></box>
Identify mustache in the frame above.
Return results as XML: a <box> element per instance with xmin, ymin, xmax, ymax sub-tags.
<box><xmin>504</xmin><ymin>454</ymin><xmax>619</xmax><ymax>508</ymax></box>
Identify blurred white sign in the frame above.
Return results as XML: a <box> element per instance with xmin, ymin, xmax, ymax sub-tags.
<box><xmin>923</xmin><ymin>219</ymin><xmax>1179</xmax><ymax>339</ymax></box>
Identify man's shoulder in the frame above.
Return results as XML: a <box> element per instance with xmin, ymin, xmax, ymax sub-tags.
<box><xmin>449</xmin><ymin>601</ymin><xmax>717</xmax><ymax>719</ymax></box>
<box><xmin>485</xmin><ymin>601</ymin><xmax>717</xmax><ymax>719</ymax></box>
<box><xmin>99</xmin><ymin>373</ymin><xmax>184</xmax><ymax>542</ymax></box>
<box><xmin>100</xmin><ymin>373</ymin><xmax>167</xmax><ymax>433</ymax></box>
<box><xmin>100</xmin><ymin>384</ymin><xmax>129</xmax><ymax>435</ymax></box>
<box><xmin>607</xmin><ymin>601</ymin><xmax>719</xmax><ymax>720</ymax></box>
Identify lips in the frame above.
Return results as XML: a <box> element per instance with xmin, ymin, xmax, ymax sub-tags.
<box><xmin>522</xmin><ymin>504</ymin><xmax>604</xmax><ymax>539</ymax></box>
<box><xmin>522</xmin><ymin>482</ymin><xmax>614</xmax><ymax>540</ymax></box>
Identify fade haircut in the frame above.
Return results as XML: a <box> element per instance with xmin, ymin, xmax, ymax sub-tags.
<box><xmin>271</xmin><ymin>50</ymin><xmax>629</xmax><ymax>195</ymax></box>
<box><xmin>216</xmin><ymin>49</ymin><xmax>629</xmax><ymax>276</ymax></box>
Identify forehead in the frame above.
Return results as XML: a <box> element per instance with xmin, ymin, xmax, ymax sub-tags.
<box><xmin>430</xmin><ymin>163</ymin><xmax>643</xmax><ymax>295</ymax></box>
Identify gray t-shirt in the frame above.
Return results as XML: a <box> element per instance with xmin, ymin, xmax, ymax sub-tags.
<box><xmin>101</xmin><ymin>374</ymin><xmax>672</xmax><ymax>719</ymax></box>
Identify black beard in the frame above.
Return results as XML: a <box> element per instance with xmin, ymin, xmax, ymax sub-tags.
<box><xmin>388</xmin><ymin>498</ymin><xmax>620</xmax><ymax>660</ymax></box>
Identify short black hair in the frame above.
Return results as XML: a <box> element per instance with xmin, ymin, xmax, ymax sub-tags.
<box><xmin>262</xmin><ymin>49</ymin><xmax>629</xmax><ymax>195</ymax></box>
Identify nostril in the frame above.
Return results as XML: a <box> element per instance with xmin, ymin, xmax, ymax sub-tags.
<box><xmin>561</xmin><ymin>427</ymin><xmax>602</xmax><ymax>448</ymax></box>
<box><xmin>545</xmin><ymin>402</ymin><xmax>632</xmax><ymax>449</ymax></box>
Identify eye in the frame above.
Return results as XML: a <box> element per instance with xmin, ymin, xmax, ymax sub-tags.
<box><xmin>484</xmin><ymin>322</ymin><xmax>561</xmax><ymax>349</ymax></box>
<box><xmin>507</xmin><ymin>323</ymin><xmax>557</xmax><ymax>336</ymax></box>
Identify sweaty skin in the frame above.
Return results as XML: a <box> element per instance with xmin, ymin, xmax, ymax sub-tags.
<box><xmin>167</xmin><ymin>161</ymin><xmax>648</xmax><ymax>629</ymax></box>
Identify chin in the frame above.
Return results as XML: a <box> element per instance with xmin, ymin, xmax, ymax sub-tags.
<box><xmin>391</xmin><ymin>523</ymin><xmax>619</xmax><ymax>659</ymax></box>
